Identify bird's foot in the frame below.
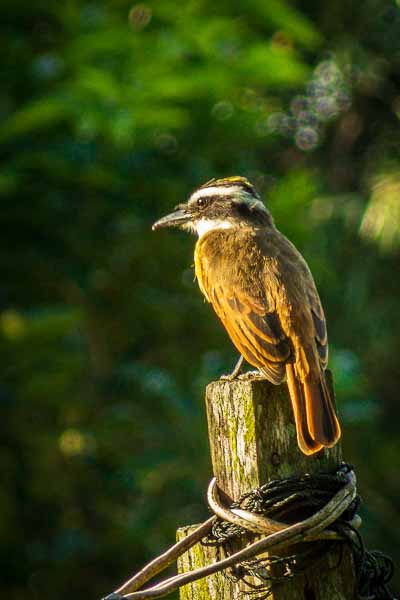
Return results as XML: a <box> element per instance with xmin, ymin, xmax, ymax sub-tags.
<box><xmin>238</xmin><ymin>370</ymin><xmax>265</xmax><ymax>381</ymax></box>
<box><xmin>220</xmin><ymin>355</ymin><xmax>244</xmax><ymax>381</ymax></box>
<box><xmin>220</xmin><ymin>373</ymin><xmax>239</xmax><ymax>381</ymax></box>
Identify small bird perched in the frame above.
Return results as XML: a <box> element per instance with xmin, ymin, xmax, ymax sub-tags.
<box><xmin>152</xmin><ymin>176</ymin><xmax>341</xmax><ymax>455</ymax></box>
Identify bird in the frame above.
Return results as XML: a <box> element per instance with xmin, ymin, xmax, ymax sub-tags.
<box><xmin>152</xmin><ymin>176</ymin><xmax>341</xmax><ymax>455</ymax></box>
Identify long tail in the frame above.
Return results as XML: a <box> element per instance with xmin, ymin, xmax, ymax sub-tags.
<box><xmin>285</xmin><ymin>364</ymin><xmax>341</xmax><ymax>455</ymax></box>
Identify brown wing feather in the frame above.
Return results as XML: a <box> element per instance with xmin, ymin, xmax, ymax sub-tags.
<box><xmin>194</xmin><ymin>232</ymin><xmax>289</xmax><ymax>383</ymax></box>
<box><xmin>307</xmin><ymin>287</ymin><xmax>328</xmax><ymax>369</ymax></box>
<box><xmin>209</xmin><ymin>284</ymin><xmax>290</xmax><ymax>384</ymax></box>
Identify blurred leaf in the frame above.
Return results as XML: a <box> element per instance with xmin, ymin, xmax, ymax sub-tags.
<box><xmin>360</xmin><ymin>172</ymin><xmax>400</xmax><ymax>252</ymax></box>
<box><xmin>242</xmin><ymin>44</ymin><xmax>310</xmax><ymax>86</ymax></box>
<box><xmin>246</xmin><ymin>0</ymin><xmax>323</xmax><ymax>48</ymax></box>
<box><xmin>1</xmin><ymin>97</ymin><xmax>69</xmax><ymax>141</ymax></box>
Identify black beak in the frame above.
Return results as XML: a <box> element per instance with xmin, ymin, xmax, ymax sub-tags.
<box><xmin>152</xmin><ymin>207</ymin><xmax>191</xmax><ymax>231</ymax></box>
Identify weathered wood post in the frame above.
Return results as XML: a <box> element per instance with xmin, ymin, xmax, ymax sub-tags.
<box><xmin>177</xmin><ymin>375</ymin><xmax>357</xmax><ymax>599</ymax></box>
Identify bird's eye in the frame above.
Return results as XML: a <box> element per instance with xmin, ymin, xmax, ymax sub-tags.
<box><xmin>197</xmin><ymin>197</ymin><xmax>208</xmax><ymax>208</ymax></box>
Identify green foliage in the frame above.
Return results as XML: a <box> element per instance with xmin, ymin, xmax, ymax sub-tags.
<box><xmin>1</xmin><ymin>0</ymin><xmax>400</xmax><ymax>598</ymax></box>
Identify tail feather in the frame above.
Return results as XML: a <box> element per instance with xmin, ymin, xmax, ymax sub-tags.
<box><xmin>286</xmin><ymin>364</ymin><xmax>323</xmax><ymax>455</ymax></box>
<box><xmin>303</xmin><ymin>373</ymin><xmax>341</xmax><ymax>447</ymax></box>
<box><xmin>286</xmin><ymin>364</ymin><xmax>341</xmax><ymax>455</ymax></box>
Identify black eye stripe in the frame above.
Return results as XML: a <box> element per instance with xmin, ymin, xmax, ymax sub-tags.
<box><xmin>194</xmin><ymin>195</ymin><xmax>217</xmax><ymax>207</ymax></box>
<box><xmin>191</xmin><ymin>191</ymin><xmax>256</xmax><ymax>209</ymax></box>
<box><xmin>194</xmin><ymin>193</ymin><xmax>233</xmax><ymax>206</ymax></box>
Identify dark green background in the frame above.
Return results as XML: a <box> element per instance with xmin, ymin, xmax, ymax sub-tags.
<box><xmin>1</xmin><ymin>0</ymin><xmax>399</xmax><ymax>598</ymax></box>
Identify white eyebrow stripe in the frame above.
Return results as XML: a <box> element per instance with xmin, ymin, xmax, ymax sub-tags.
<box><xmin>189</xmin><ymin>183</ymin><xmax>268</xmax><ymax>214</ymax></box>
<box><xmin>189</xmin><ymin>185</ymin><xmax>243</xmax><ymax>202</ymax></box>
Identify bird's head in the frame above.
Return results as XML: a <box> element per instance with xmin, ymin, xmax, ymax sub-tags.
<box><xmin>152</xmin><ymin>176</ymin><xmax>272</xmax><ymax>236</ymax></box>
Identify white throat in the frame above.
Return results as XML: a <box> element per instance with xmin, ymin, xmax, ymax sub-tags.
<box><xmin>196</xmin><ymin>218</ymin><xmax>233</xmax><ymax>238</ymax></box>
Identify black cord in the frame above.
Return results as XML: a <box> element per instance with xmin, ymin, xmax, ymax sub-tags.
<box><xmin>205</xmin><ymin>463</ymin><xmax>395</xmax><ymax>600</ymax></box>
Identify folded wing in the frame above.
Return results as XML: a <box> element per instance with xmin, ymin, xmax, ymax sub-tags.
<box><xmin>209</xmin><ymin>283</ymin><xmax>290</xmax><ymax>384</ymax></box>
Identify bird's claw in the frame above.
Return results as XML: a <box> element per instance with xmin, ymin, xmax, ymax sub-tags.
<box><xmin>238</xmin><ymin>370</ymin><xmax>264</xmax><ymax>381</ymax></box>
<box><xmin>219</xmin><ymin>355</ymin><xmax>244</xmax><ymax>381</ymax></box>
<box><xmin>220</xmin><ymin>373</ymin><xmax>238</xmax><ymax>381</ymax></box>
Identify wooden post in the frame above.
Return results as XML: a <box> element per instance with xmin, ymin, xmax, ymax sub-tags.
<box><xmin>177</xmin><ymin>376</ymin><xmax>357</xmax><ymax>599</ymax></box>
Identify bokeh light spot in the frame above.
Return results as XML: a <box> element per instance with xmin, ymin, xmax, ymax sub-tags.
<box><xmin>267</xmin><ymin>112</ymin><xmax>285</xmax><ymax>132</ymax></box>
<box><xmin>295</xmin><ymin>126</ymin><xmax>318</xmax><ymax>151</ymax></box>
<box><xmin>239</xmin><ymin>88</ymin><xmax>264</xmax><ymax>112</ymax></box>
<box><xmin>271</xmin><ymin>31</ymin><xmax>293</xmax><ymax>50</ymax></box>
<box><xmin>32</xmin><ymin>54</ymin><xmax>63</xmax><ymax>80</ymax></box>
<box><xmin>315</xmin><ymin>96</ymin><xmax>338</xmax><ymax>120</ymax></box>
<box><xmin>211</xmin><ymin>101</ymin><xmax>234</xmax><ymax>121</ymax></box>
<box><xmin>59</xmin><ymin>429</ymin><xmax>92</xmax><ymax>457</ymax></box>
<box><xmin>1</xmin><ymin>309</ymin><xmax>25</xmax><ymax>340</ymax></box>
<box><xmin>129</xmin><ymin>4</ymin><xmax>152</xmax><ymax>31</ymax></box>
<box><xmin>315</xmin><ymin>60</ymin><xmax>340</xmax><ymax>85</ymax></box>
<box><xmin>154</xmin><ymin>133</ymin><xmax>178</xmax><ymax>155</ymax></box>
<box><xmin>272</xmin><ymin>55</ymin><xmax>351</xmax><ymax>152</ymax></box>
<box><xmin>290</xmin><ymin>96</ymin><xmax>308</xmax><ymax>116</ymax></box>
